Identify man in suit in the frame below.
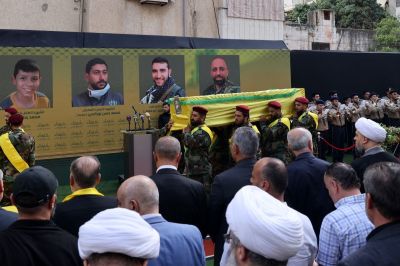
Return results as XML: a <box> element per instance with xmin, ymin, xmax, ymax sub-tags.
<box><xmin>208</xmin><ymin>126</ymin><xmax>259</xmax><ymax>266</ymax></box>
<box><xmin>339</xmin><ymin>162</ymin><xmax>400</xmax><ymax>266</ymax></box>
<box><xmin>117</xmin><ymin>175</ymin><xmax>205</xmax><ymax>266</ymax></box>
<box><xmin>285</xmin><ymin>127</ymin><xmax>335</xmax><ymax>237</ymax></box>
<box><xmin>351</xmin><ymin>117</ymin><xmax>398</xmax><ymax>192</ymax></box>
<box><xmin>151</xmin><ymin>136</ymin><xmax>207</xmax><ymax>237</ymax></box>
<box><xmin>53</xmin><ymin>156</ymin><xmax>117</xmax><ymax>236</ymax></box>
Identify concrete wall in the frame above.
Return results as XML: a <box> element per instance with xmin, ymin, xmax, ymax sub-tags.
<box><xmin>0</xmin><ymin>0</ymin><xmax>81</xmax><ymax>32</ymax></box>
<box><xmin>218</xmin><ymin>0</ymin><xmax>284</xmax><ymax>40</ymax></box>
<box><xmin>284</xmin><ymin>10</ymin><xmax>375</xmax><ymax>51</ymax></box>
<box><xmin>0</xmin><ymin>0</ymin><xmax>219</xmax><ymax>38</ymax></box>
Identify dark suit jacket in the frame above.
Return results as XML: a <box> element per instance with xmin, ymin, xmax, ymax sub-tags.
<box><xmin>285</xmin><ymin>152</ymin><xmax>334</xmax><ymax>237</ymax></box>
<box><xmin>351</xmin><ymin>151</ymin><xmax>399</xmax><ymax>192</ymax></box>
<box><xmin>151</xmin><ymin>168</ymin><xmax>207</xmax><ymax>238</ymax></box>
<box><xmin>145</xmin><ymin>215</ymin><xmax>205</xmax><ymax>266</ymax></box>
<box><xmin>338</xmin><ymin>221</ymin><xmax>400</xmax><ymax>266</ymax></box>
<box><xmin>207</xmin><ymin>158</ymin><xmax>256</xmax><ymax>266</ymax></box>
<box><xmin>53</xmin><ymin>195</ymin><xmax>117</xmax><ymax>236</ymax></box>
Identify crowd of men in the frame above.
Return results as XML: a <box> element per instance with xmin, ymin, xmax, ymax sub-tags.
<box><xmin>0</xmin><ymin>89</ymin><xmax>399</xmax><ymax>265</ymax></box>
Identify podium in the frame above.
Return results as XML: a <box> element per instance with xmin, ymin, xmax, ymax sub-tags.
<box><xmin>122</xmin><ymin>129</ymin><xmax>159</xmax><ymax>179</ymax></box>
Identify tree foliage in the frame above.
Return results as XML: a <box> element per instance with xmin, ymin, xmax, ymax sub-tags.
<box><xmin>375</xmin><ymin>16</ymin><xmax>400</xmax><ymax>52</ymax></box>
<box><xmin>286</xmin><ymin>0</ymin><xmax>386</xmax><ymax>30</ymax></box>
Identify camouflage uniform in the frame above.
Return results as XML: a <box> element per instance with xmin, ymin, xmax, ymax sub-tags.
<box><xmin>202</xmin><ymin>80</ymin><xmax>240</xmax><ymax>95</ymax></box>
<box><xmin>183</xmin><ymin>124</ymin><xmax>212</xmax><ymax>192</ymax></box>
<box><xmin>260</xmin><ymin>117</ymin><xmax>291</xmax><ymax>164</ymax></box>
<box><xmin>291</xmin><ymin>111</ymin><xmax>318</xmax><ymax>155</ymax></box>
<box><xmin>0</xmin><ymin>128</ymin><xmax>35</xmax><ymax>206</ymax></box>
<box><xmin>0</xmin><ymin>125</ymin><xmax>11</xmax><ymax>136</ymax></box>
<box><xmin>209</xmin><ymin>126</ymin><xmax>230</xmax><ymax>177</ymax></box>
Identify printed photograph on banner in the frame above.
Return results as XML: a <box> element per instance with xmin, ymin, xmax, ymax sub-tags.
<box><xmin>198</xmin><ymin>55</ymin><xmax>241</xmax><ymax>96</ymax></box>
<box><xmin>139</xmin><ymin>55</ymin><xmax>185</xmax><ymax>104</ymax></box>
<box><xmin>0</xmin><ymin>56</ymin><xmax>52</xmax><ymax>110</ymax></box>
<box><xmin>71</xmin><ymin>56</ymin><xmax>124</xmax><ymax>107</ymax></box>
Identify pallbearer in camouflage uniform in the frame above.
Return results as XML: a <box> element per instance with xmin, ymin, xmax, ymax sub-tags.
<box><xmin>182</xmin><ymin>106</ymin><xmax>213</xmax><ymax>191</ymax></box>
<box><xmin>291</xmin><ymin>97</ymin><xmax>318</xmax><ymax>155</ymax></box>
<box><xmin>260</xmin><ymin>101</ymin><xmax>291</xmax><ymax>164</ymax></box>
<box><xmin>231</xmin><ymin>105</ymin><xmax>260</xmax><ymax>135</ymax></box>
<box><xmin>0</xmin><ymin>113</ymin><xmax>35</xmax><ymax>205</ymax></box>
<box><xmin>202</xmin><ymin>57</ymin><xmax>240</xmax><ymax>95</ymax></box>
<box><xmin>0</xmin><ymin>108</ymin><xmax>18</xmax><ymax>136</ymax></box>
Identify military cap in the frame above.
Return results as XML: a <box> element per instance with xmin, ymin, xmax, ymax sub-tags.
<box><xmin>316</xmin><ymin>99</ymin><xmax>325</xmax><ymax>105</ymax></box>
<box><xmin>192</xmin><ymin>106</ymin><xmax>208</xmax><ymax>115</ymax></box>
<box><xmin>9</xmin><ymin>113</ymin><xmax>24</xmax><ymax>126</ymax></box>
<box><xmin>4</xmin><ymin>107</ymin><xmax>18</xmax><ymax>115</ymax></box>
<box><xmin>267</xmin><ymin>101</ymin><xmax>282</xmax><ymax>109</ymax></box>
<box><xmin>236</xmin><ymin>105</ymin><xmax>250</xmax><ymax>116</ymax></box>
<box><xmin>294</xmin><ymin>97</ymin><xmax>309</xmax><ymax>105</ymax></box>
<box><xmin>330</xmin><ymin>95</ymin><xmax>339</xmax><ymax>101</ymax></box>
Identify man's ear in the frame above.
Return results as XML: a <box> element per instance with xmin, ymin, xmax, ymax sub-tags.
<box><xmin>69</xmin><ymin>175</ymin><xmax>75</xmax><ymax>187</ymax></box>
<box><xmin>235</xmin><ymin>245</ymin><xmax>248</xmax><ymax>263</ymax></box>
<box><xmin>366</xmin><ymin>193</ymin><xmax>374</xmax><ymax>211</ymax></box>
<box><xmin>153</xmin><ymin>152</ymin><xmax>158</xmax><ymax>164</ymax></box>
<box><xmin>95</xmin><ymin>173</ymin><xmax>101</xmax><ymax>185</ymax></box>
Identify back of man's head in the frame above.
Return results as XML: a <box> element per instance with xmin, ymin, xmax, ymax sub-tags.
<box><xmin>12</xmin><ymin>166</ymin><xmax>58</xmax><ymax>217</ymax></box>
<box><xmin>325</xmin><ymin>162</ymin><xmax>360</xmax><ymax>190</ymax></box>
<box><xmin>259</xmin><ymin>158</ymin><xmax>288</xmax><ymax>197</ymax></box>
<box><xmin>86</xmin><ymin>253</ymin><xmax>145</xmax><ymax>266</ymax></box>
<box><xmin>287</xmin><ymin>127</ymin><xmax>312</xmax><ymax>153</ymax></box>
<box><xmin>117</xmin><ymin>175</ymin><xmax>159</xmax><ymax>215</ymax></box>
<box><xmin>231</xmin><ymin>127</ymin><xmax>259</xmax><ymax>159</ymax></box>
<box><xmin>154</xmin><ymin>136</ymin><xmax>180</xmax><ymax>162</ymax></box>
<box><xmin>364</xmin><ymin>162</ymin><xmax>400</xmax><ymax>221</ymax></box>
<box><xmin>70</xmin><ymin>156</ymin><xmax>101</xmax><ymax>189</ymax></box>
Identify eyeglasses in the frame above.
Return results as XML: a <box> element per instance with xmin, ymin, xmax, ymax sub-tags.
<box><xmin>224</xmin><ymin>232</ymin><xmax>232</xmax><ymax>243</ymax></box>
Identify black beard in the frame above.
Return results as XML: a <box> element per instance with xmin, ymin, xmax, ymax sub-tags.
<box><xmin>91</xmin><ymin>81</ymin><xmax>107</xmax><ymax>90</ymax></box>
<box><xmin>214</xmin><ymin>79</ymin><xmax>226</xmax><ymax>86</ymax></box>
<box><xmin>190</xmin><ymin>120</ymin><xmax>202</xmax><ymax>127</ymax></box>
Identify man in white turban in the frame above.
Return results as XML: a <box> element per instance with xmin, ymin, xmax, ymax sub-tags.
<box><xmin>351</xmin><ymin>117</ymin><xmax>399</xmax><ymax>192</ymax></box>
<box><xmin>221</xmin><ymin>185</ymin><xmax>304</xmax><ymax>266</ymax></box>
<box><xmin>78</xmin><ymin>207</ymin><xmax>160</xmax><ymax>266</ymax></box>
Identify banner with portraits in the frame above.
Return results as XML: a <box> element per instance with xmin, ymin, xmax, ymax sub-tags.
<box><xmin>0</xmin><ymin>47</ymin><xmax>291</xmax><ymax>159</ymax></box>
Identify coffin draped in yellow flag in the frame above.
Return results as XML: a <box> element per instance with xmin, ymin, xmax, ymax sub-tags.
<box><xmin>168</xmin><ymin>88</ymin><xmax>305</xmax><ymax>131</ymax></box>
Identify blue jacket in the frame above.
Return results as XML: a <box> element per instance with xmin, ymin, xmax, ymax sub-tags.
<box><xmin>144</xmin><ymin>215</ymin><xmax>205</xmax><ymax>266</ymax></box>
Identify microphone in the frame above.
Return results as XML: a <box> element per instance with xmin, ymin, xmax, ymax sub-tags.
<box><xmin>126</xmin><ymin>115</ymin><xmax>132</xmax><ymax>131</ymax></box>
<box><xmin>131</xmin><ymin>105</ymin><xmax>138</xmax><ymax>114</ymax></box>
<box><xmin>140</xmin><ymin>114</ymin><xmax>145</xmax><ymax>130</ymax></box>
<box><xmin>145</xmin><ymin>112</ymin><xmax>151</xmax><ymax>129</ymax></box>
<box><xmin>133</xmin><ymin>114</ymin><xmax>138</xmax><ymax>130</ymax></box>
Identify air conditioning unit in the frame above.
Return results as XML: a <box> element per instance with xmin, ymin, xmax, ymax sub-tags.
<box><xmin>140</xmin><ymin>0</ymin><xmax>168</xmax><ymax>5</ymax></box>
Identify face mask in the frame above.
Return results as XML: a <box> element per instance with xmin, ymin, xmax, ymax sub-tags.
<box><xmin>88</xmin><ymin>83</ymin><xmax>110</xmax><ymax>99</ymax></box>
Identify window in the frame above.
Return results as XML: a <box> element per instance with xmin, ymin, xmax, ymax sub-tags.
<box><xmin>312</xmin><ymin>42</ymin><xmax>330</xmax><ymax>50</ymax></box>
<box><xmin>324</xmin><ymin>11</ymin><xmax>331</xmax><ymax>20</ymax></box>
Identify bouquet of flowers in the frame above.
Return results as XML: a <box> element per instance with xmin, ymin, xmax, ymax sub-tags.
<box><xmin>381</xmin><ymin>124</ymin><xmax>400</xmax><ymax>153</ymax></box>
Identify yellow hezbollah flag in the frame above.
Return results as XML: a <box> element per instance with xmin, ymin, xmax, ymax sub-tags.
<box><xmin>169</xmin><ymin>88</ymin><xmax>305</xmax><ymax>130</ymax></box>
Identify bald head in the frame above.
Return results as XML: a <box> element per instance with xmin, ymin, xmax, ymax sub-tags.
<box><xmin>154</xmin><ymin>136</ymin><xmax>181</xmax><ymax>161</ymax></box>
<box><xmin>251</xmin><ymin>157</ymin><xmax>288</xmax><ymax>200</ymax></box>
<box><xmin>117</xmin><ymin>175</ymin><xmax>159</xmax><ymax>215</ymax></box>
<box><xmin>70</xmin><ymin>156</ymin><xmax>101</xmax><ymax>189</ymax></box>
<box><xmin>287</xmin><ymin>127</ymin><xmax>313</xmax><ymax>154</ymax></box>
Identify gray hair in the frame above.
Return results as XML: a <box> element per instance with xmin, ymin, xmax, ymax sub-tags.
<box><xmin>70</xmin><ymin>156</ymin><xmax>101</xmax><ymax>188</ymax></box>
<box><xmin>364</xmin><ymin>162</ymin><xmax>400</xmax><ymax>219</ymax></box>
<box><xmin>287</xmin><ymin>127</ymin><xmax>312</xmax><ymax>151</ymax></box>
<box><xmin>154</xmin><ymin>136</ymin><xmax>181</xmax><ymax>161</ymax></box>
<box><xmin>232</xmin><ymin>127</ymin><xmax>259</xmax><ymax>158</ymax></box>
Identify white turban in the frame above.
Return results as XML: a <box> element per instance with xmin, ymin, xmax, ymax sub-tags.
<box><xmin>226</xmin><ymin>185</ymin><xmax>303</xmax><ymax>262</ymax></box>
<box><xmin>78</xmin><ymin>208</ymin><xmax>160</xmax><ymax>260</ymax></box>
<box><xmin>355</xmin><ymin>117</ymin><xmax>386</xmax><ymax>143</ymax></box>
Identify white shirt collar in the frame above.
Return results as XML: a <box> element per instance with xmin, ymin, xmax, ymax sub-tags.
<box><xmin>156</xmin><ymin>165</ymin><xmax>177</xmax><ymax>173</ymax></box>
